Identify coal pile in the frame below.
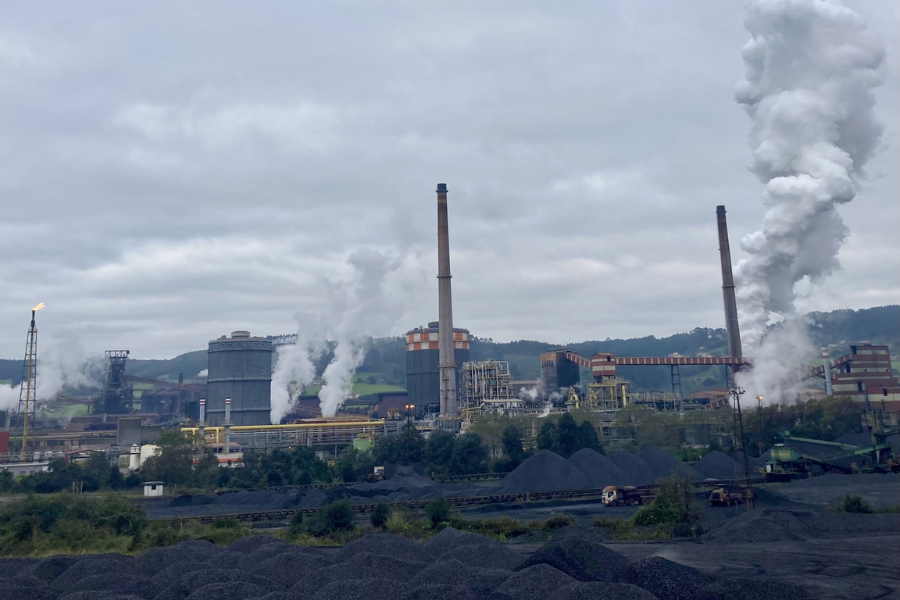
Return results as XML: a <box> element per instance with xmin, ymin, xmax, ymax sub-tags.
<box><xmin>620</xmin><ymin>557</ymin><xmax>717</xmax><ymax>600</ymax></box>
<box><xmin>637</xmin><ymin>446</ymin><xmax>702</xmax><ymax>482</ymax></box>
<box><xmin>335</xmin><ymin>532</ymin><xmax>433</xmax><ymax>563</ymax></box>
<box><xmin>417</xmin><ymin>559</ymin><xmax>512</xmax><ymax>591</ymax></box>
<box><xmin>0</xmin><ymin>527</ymin><xmax>838</xmax><ymax>599</ymax></box>
<box><xmin>550</xmin><ymin>582</ymin><xmax>659</xmax><ymax>600</ymax></box>
<box><xmin>693</xmin><ymin>450</ymin><xmax>738</xmax><ymax>480</ymax></box>
<box><xmin>400</xmin><ymin>583</ymin><xmax>480</xmax><ymax>600</ymax></box>
<box><xmin>442</xmin><ymin>543</ymin><xmax>523</xmax><ymax>571</ymax></box>
<box><xmin>500</xmin><ymin>450</ymin><xmax>589</xmax><ymax>493</ymax></box>
<box><xmin>518</xmin><ymin>538</ymin><xmax>629</xmax><ymax>582</ymax></box>
<box><xmin>496</xmin><ymin>564</ymin><xmax>579</xmax><ymax>600</ymax></box>
<box><xmin>423</xmin><ymin>526</ymin><xmax>492</xmax><ymax>556</ymax></box>
<box><xmin>705</xmin><ymin>506</ymin><xmax>900</xmax><ymax>543</ymax></box>
<box><xmin>568</xmin><ymin>448</ymin><xmax>627</xmax><ymax>487</ymax></box>
<box><xmin>608</xmin><ymin>450</ymin><xmax>655</xmax><ymax>485</ymax></box>
<box><xmin>313</xmin><ymin>577</ymin><xmax>409</xmax><ymax>600</ymax></box>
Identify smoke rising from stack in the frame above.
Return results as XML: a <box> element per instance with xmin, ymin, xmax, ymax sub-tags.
<box><xmin>269</xmin><ymin>247</ymin><xmax>406</xmax><ymax>420</ymax></box>
<box><xmin>733</xmin><ymin>0</ymin><xmax>884</xmax><ymax>401</ymax></box>
<box><xmin>0</xmin><ymin>339</ymin><xmax>106</xmax><ymax>411</ymax></box>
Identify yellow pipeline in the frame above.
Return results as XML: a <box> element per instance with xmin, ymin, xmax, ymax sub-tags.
<box><xmin>183</xmin><ymin>420</ymin><xmax>386</xmax><ymax>444</ymax></box>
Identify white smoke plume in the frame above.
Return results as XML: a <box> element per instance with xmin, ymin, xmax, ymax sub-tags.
<box><xmin>270</xmin><ymin>248</ymin><xmax>406</xmax><ymax>421</ymax></box>
<box><xmin>0</xmin><ymin>339</ymin><xmax>106</xmax><ymax>412</ymax></box>
<box><xmin>737</xmin><ymin>319</ymin><xmax>816</xmax><ymax>404</ymax></box>
<box><xmin>733</xmin><ymin>0</ymin><xmax>884</xmax><ymax>400</ymax></box>
<box><xmin>196</xmin><ymin>369</ymin><xmax>208</xmax><ymax>378</ymax></box>
<box><xmin>518</xmin><ymin>385</ymin><xmax>540</xmax><ymax>402</ymax></box>
<box><xmin>270</xmin><ymin>320</ymin><xmax>329</xmax><ymax>423</ymax></box>
<box><xmin>318</xmin><ymin>248</ymin><xmax>405</xmax><ymax>417</ymax></box>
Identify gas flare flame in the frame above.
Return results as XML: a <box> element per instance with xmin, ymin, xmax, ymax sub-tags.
<box><xmin>32</xmin><ymin>302</ymin><xmax>45</xmax><ymax>312</ymax></box>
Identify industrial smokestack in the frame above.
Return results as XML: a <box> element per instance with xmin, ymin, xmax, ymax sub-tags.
<box><xmin>436</xmin><ymin>183</ymin><xmax>458</xmax><ymax>417</ymax></box>
<box><xmin>198</xmin><ymin>398</ymin><xmax>206</xmax><ymax>445</ymax></box>
<box><xmin>224</xmin><ymin>397</ymin><xmax>231</xmax><ymax>454</ymax></box>
<box><xmin>822</xmin><ymin>347</ymin><xmax>834</xmax><ymax>396</ymax></box>
<box><xmin>716</xmin><ymin>206</ymin><xmax>743</xmax><ymax>381</ymax></box>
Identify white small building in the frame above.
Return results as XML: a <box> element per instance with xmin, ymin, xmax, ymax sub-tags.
<box><xmin>143</xmin><ymin>481</ymin><xmax>164</xmax><ymax>498</ymax></box>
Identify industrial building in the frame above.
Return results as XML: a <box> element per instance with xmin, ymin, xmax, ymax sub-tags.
<box><xmin>459</xmin><ymin>359</ymin><xmax>521</xmax><ymax>420</ymax></box>
<box><xmin>405</xmin><ymin>322</ymin><xmax>470</xmax><ymax>414</ymax></box>
<box><xmin>206</xmin><ymin>331</ymin><xmax>273</xmax><ymax>426</ymax></box>
<box><xmin>815</xmin><ymin>344</ymin><xmax>900</xmax><ymax>402</ymax></box>
<box><xmin>96</xmin><ymin>350</ymin><xmax>132</xmax><ymax>414</ymax></box>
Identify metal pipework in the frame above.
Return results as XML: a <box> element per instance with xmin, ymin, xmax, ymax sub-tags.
<box><xmin>822</xmin><ymin>347</ymin><xmax>834</xmax><ymax>396</ymax></box>
<box><xmin>436</xmin><ymin>183</ymin><xmax>458</xmax><ymax>416</ymax></box>
<box><xmin>224</xmin><ymin>398</ymin><xmax>231</xmax><ymax>454</ymax></box>
<box><xmin>716</xmin><ymin>206</ymin><xmax>743</xmax><ymax>382</ymax></box>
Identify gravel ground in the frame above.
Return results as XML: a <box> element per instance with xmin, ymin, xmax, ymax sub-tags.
<box><xmin>766</xmin><ymin>473</ymin><xmax>900</xmax><ymax>508</ymax></box>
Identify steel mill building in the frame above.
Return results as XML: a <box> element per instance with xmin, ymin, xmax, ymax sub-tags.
<box><xmin>206</xmin><ymin>331</ymin><xmax>273</xmax><ymax>426</ymax></box>
<box><xmin>405</xmin><ymin>322</ymin><xmax>470</xmax><ymax>414</ymax></box>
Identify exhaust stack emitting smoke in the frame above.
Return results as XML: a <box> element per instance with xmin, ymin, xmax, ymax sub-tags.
<box><xmin>733</xmin><ymin>0</ymin><xmax>884</xmax><ymax>402</ymax></box>
<box><xmin>270</xmin><ymin>248</ymin><xmax>406</xmax><ymax>422</ymax></box>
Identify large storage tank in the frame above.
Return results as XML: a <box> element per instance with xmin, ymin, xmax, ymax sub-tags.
<box><xmin>207</xmin><ymin>331</ymin><xmax>273</xmax><ymax>426</ymax></box>
<box><xmin>406</xmin><ymin>322</ymin><xmax>470</xmax><ymax>412</ymax></box>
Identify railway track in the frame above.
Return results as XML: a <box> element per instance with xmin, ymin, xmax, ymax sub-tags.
<box><xmin>162</xmin><ymin>477</ymin><xmax>763</xmax><ymax>525</ymax></box>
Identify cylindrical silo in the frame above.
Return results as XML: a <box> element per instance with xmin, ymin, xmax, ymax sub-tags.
<box><xmin>206</xmin><ymin>331</ymin><xmax>273</xmax><ymax>426</ymax></box>
<box><xmin>406</xmin><ymin>322</ymin><xmax>470</xmax><ymax>413</ymax></box>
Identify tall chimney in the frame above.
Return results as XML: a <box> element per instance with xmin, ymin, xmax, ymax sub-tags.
<box><xmin>716</xmin><ymin>206</ymin><xmax>743</xmax><ymax>382</ymax></box>
<box><xmin>436</xmin><ymin>183</ymin><xmax>458</xmax><ymax>416</ymax></box>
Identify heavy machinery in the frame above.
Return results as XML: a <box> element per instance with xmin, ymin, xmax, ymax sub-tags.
<box><xmin>709</xmin><ymin>487</ymin><xmax>746</xmax><ymax>507</ymax></box>
<box><xmin>765</xmin><ymin>435</ymin><xmax>899</xmax><ymax>481</ymax></box>
<box><xmin>601</xmin><ymin>485</ymin><xmax>655</xmax><ymax>507</ymax></box>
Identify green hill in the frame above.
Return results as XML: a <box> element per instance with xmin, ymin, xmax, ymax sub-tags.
<box><xmin>0</xmin><ymin>306</ymin><xmax>895</xmax><ymax>395</ymax></box>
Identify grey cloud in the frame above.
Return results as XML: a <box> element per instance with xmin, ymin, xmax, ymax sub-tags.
<box><xmin>0</xmin><ymin>0</ymin><xmax>896</xmax><ymax>358</ymax></box>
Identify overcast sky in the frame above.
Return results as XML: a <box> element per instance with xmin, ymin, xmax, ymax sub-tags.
<box><xmin>0</xmin><ymin>1</ymin><xmax>897</xmax><ymax>360</ymax></box>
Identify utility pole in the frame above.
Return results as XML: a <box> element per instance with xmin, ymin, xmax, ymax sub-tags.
<box><xmin>731</xmin><ymin>387</ymin><xmax>754</xmax><ymax>509</ymax></box>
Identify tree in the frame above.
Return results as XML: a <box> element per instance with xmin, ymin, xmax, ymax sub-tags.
<box><xmin>370</xmin><ymin>503</ymin><xmax>390</xmax><ymax>528</ymax></box>
<box><xmin>537</xmin><ymin>421</ymin><xmax>557</xmax><ymax>451</ymax></box>
<box><xmin>425</xmin><ymin>499</ymin><xmax>451</xmax><ymax>528</ymax></box>
<box><xmin>424</xmin><ymin>430</ymin><xmax>456</xmax><ymax>476</ymax></box>
<box><xmin>469</xmin><ymin>418</ymin><xmax>506</xmax><ymax>460</ymax></box>
<box><xmin>449</xmin><ymin>433</ymin><xmax>489</xmax><ymax>475</ymax></box>
<box><xmin>396</xmin><ymin>423</ymin><xmax>425</xmax><ymax>464</ymax></box>
<box><xmin>577</xmin><ymin>421</ymin><xmax>601</xmax><ymax>453</ymax></box>
<box><xmin>556</xmin><ymin>413</ymin><xmax>580</xmax><ymax>458</ymax></box>
<box><xmin>306</xmin><ymin>500</ymin><xmax>355</xmax><ymax>537</ymax></box>
<box><xmin>140</xmin><ymin>431</ymin><xmax>196</xmax><ymax>487</ymax></box>
<box><xmin>501</xmin><ymin>425</ymin><xmax>527</xmax><ymax>468</ymax></box>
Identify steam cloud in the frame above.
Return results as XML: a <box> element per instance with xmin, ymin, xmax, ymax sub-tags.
<box><xmin>733</xmin><ymin>0</ymin><xmax>884</xmax><ymax>401</ymax></box>
<box><xmin>0</xmin><ymin>339</ymin><xmax>106</xmax><ymax>412</ymax></box>
<box><xmin>270</xmin><ymin>248</ymin><xmax>406</xmax><ymax>421</ymax></box>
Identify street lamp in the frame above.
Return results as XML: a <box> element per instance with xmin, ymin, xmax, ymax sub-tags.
<box><xmin>756</xmin><ymin>395</ymin><xmax>764</xmax><ymax>455</ymax></box>
<box><xmin>405</xmin><ymin>403</ymin><xmax>415</xmax><ymax>425</ymax></box>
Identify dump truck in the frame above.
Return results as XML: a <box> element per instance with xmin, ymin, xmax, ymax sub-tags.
<box><xmin>601</xmin><ymin>485</ymin><xmax>655</xmax><ymax>507</ymax></box>
<box><xmin>709</xmin><ymin>487</ymin><xmax>745</xmax><ymax>507</ymax></box>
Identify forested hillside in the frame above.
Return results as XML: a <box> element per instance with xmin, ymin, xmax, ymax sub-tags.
<box><xmin>0</xmin><ymin>306</ymin><xmax>896</xmax><ymax>394</ymax></box>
